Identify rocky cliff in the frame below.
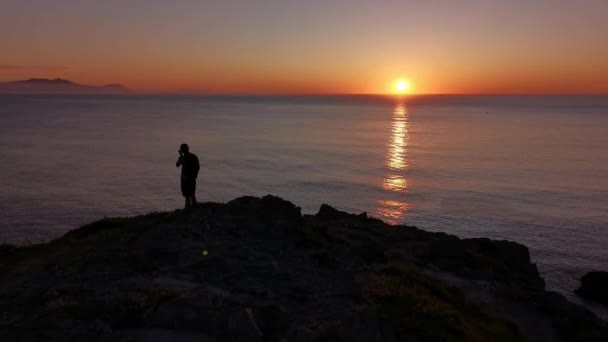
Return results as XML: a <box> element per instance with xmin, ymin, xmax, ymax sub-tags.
<box><xmin>0</xmin><ymin>195</ymin><xmax>606</xmax><ymax>341</ymax></box>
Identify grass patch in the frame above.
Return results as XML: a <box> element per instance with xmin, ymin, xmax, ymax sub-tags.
<box><xmin>361</xmin><ymin>265</ymin><xmax>523</xmax><ymax>342</ymax></box>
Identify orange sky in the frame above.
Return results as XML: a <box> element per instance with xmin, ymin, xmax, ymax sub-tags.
<box><xmin>1</xmin><ymin>1</ymin><xmax>607</xmax><ymax>94</ymax></box>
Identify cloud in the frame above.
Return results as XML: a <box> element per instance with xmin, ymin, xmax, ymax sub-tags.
<box><xmin>0</xmin><ymin>64</ymin><xmax>67</xmax><ymax>71</ymax></box>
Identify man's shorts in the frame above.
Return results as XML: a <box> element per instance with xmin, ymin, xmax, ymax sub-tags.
<box><xmin>181</xmin><ymin>178</ymin><xmax>197</xmax><ymax>197</ymax></box>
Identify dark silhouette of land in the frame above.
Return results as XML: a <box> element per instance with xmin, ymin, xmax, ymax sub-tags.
<box><xmin>0</xmin><ymin>78</ymin><xmax>130</xmax><ymax>94</ymax></box>
<box><xmin>577</xmin><ymin>271</ymin><xmax>608</xmax><ymax>304</ymax></box>
<box><xmin>0</xmin><ymin>195</ymin><xmax>606</xmax><ymax>341</ymax></box>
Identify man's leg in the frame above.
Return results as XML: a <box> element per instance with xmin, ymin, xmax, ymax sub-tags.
<box><xmin>181</xmin><ymin>178</ymin><xmax>188</xmax><ymax>209</ymax></box>
<box><xmin>190</xmin><ymin>179</ymin><xmax>197</xmax><ymax>207</ymax></box>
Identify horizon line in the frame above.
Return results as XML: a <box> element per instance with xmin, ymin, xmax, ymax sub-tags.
<box><xmin>2</xmin><ymin>78</ymin><xmax>608</xmax><ymax>96</ymax></box>
<box><xmin>2</xmin><ymin>91</ymin><xmax>608</xmax><ymax>96</ymax></box>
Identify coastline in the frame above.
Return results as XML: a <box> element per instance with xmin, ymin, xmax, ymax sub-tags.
<box><xmin>0</xmin><ymin>195</ymin><xmax>606</xmax><ymax>341</ymax></box>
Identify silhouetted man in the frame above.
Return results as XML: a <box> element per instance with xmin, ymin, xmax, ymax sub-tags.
<box><xmin>176</xmin><ymin>143</ymin><xmax>200</xmax><ymax>208</ymax></box>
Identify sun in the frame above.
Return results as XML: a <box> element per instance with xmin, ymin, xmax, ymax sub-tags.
<box><xmin>395</xmin><ymin>80</ymin><xmax>409</xmax><ymax>93</ymax></box>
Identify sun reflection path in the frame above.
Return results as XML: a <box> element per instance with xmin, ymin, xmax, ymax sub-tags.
<box><xmin>383</xmin><ymin>175</ymin><xmax>408</xmax><ymax>193</ymax></box>
<box><xmin>376</xmin><ymin>200</ymin><xmax>412</xmax><ymax>223</ymax></box>
<box><xmin>387</xmin><ymin>104</ymin><xmax>409</xmax><ymax>172</ymax></box>
<box><xmin>376</xmin><ymin>102</ymin><xmax>411</xmax><ymax>224</ymax></box>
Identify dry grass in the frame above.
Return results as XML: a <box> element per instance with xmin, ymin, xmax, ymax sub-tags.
<box><xmin>360</xmin><ymin>265</ymin><xmax>524</xmax><ymax>342</ymax></box>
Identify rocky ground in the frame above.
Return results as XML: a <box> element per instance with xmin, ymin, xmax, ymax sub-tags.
<box><xmin>0</xmin><ymin>195</ymin><xmax>606</xmax><ymax>341</ymax></box>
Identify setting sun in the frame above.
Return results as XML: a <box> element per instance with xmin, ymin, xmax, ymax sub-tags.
<box><xmin>395</xmin><ymin>80</ymin><xmax>410</xmax><ymax>94</ymax></box>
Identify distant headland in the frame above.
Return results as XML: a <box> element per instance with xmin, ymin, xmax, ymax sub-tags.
<box><xmin>0</xmin><ymin>78</ymin><xmax>130</xmax><ymax>94</ymax></box>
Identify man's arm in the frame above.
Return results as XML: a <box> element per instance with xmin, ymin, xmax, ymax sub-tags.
<box><xmin>176</xmin><ymin>156</ymin><xmax>183</xmax><ymax>167</ymax></box>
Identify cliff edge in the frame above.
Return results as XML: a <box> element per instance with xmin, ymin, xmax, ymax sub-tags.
<box><xmin>0</xmin><ymin>195</ymin><xmax>606</xmax><ymax>341</ymax></box>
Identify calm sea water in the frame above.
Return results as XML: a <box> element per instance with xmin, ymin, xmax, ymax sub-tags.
<box><xmin>1</xmin><ymin>94</ymin><xmax>607</xmax><ymax>314</ymax></box>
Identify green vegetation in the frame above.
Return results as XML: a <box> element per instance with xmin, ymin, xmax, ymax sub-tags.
<box><xmin>361</xmin><ymin>265</ymin><xmax>523</xmax><ymax>342</ymax></box>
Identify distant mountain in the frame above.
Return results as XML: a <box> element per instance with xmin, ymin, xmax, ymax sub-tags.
<box><xmin>0</xmin><ymin>78</ymin><xmax>130</xmax><ymax>94</ymax></box>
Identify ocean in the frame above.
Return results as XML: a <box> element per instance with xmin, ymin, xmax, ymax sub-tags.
<box><xmin>1</xmin><ymin>94</ymin><xmax>607</xmax><ymax>315</ymax></box>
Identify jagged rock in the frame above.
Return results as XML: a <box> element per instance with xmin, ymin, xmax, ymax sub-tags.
<box><xmin>315</xmin><ymin>203</ymin><xmax>367</xmax><ymax>221</ymax></box>
<box><xmin>412</xmin><ymin>236</ymin><xmax>545</xmax><ymax>290</ymax></box>
<box><xmin>0</xmin><ymin>195</ymin><xmax>605</xmax><ymax>341</ymax></box>
<box><xmin>576</xmin><ymin>271</ymin><xmax>608</xmax><ymax>305</ymax></box>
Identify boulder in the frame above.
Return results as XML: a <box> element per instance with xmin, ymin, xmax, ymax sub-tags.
<box><xmin>576</xmin><ymin>271</ymin><xmax>608</xmax><ymax>305</ymax></box>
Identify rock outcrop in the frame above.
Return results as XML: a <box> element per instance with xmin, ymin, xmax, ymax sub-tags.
<box><xmin>0</xmin><ymin>195</ymin><xmax>606</xmax><ymax>341</ymax></box>
<box><xmin>576</xmin><ymin>271</ymin><xmax>608</xmax><ymax>305</ymax></box>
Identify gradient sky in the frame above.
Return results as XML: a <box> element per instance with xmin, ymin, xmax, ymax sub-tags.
<box><xmin>1</xmin><ymin>0</ymin><xmax>607</xmax><ymax>94</ymax></box>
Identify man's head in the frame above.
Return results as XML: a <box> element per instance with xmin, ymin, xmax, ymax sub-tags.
<box><xmin>180</xmin><ymin>143</ymin><xmax>189</xmax><ymax>154</ymax></box>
